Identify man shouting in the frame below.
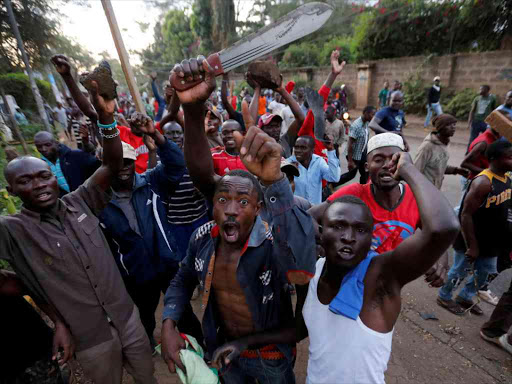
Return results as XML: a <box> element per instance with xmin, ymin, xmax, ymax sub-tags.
<box><xmin>160</xmin><ymin>56</ymin><xmax>316</xmax><ymax>383</ymax></box>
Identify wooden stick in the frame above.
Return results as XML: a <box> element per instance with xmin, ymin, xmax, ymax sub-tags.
<box><xmin>101</xmin><ymin>0</ymin><xmax>145</xmax><ymax>114</ymax></box>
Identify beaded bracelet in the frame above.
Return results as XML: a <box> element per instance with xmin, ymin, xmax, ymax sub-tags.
<box><xmin>100</xmin><ymin>128</ymin><xmax>120</xmax><ymax>139</ymax></box>
<box><xmin>97</xmin><ymin>120</ymin><xmax>117</xmax><ymax>130</ymax></box>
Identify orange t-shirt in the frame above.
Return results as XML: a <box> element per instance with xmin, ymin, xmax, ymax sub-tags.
<box><xmin>258</xmin><ymin>96</ymin><xmax>267</xmax><ymax>116</ymax></box>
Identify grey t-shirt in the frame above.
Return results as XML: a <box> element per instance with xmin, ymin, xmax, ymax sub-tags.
<box><xmin>112</xmin><ymin>190</ymin><xmax>141</xmax><ymax>236</ymax></box>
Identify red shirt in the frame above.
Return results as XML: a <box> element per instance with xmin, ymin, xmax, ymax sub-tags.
<box><xmin>118</xmin><ymin>123</ymin><xmax>163</xmax><ymax>174</ymax></box>
<box><xmin>328</xmin><ymin>183</ymin><xmax>421</xmax><ymax>254</ymax></box>
<box><xmin>211</xmin><ymin>148</ymin><xmax>247</xmax><ymax>176</ymax></box>
<box><xmin>467</xmin><ymin>129</ymin><xmax>499</xmax><ymax>179</ymax></box>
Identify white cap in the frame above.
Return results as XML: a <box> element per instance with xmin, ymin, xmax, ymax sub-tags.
<box><xmin>433</xmin><ymin>76</ymin><xmax>441</xmax><ymax>81</ymax></box>
<box><xmin>367</xmin><ymin>133</ymin><xmax>405</xmax><ymax>154</ymax></box>
<box><xmin>121</xmin><ymin>141</ymin><xmax>137</xmax><ymax>161</ymax></box>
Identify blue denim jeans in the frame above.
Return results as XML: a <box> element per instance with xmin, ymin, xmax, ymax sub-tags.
<box><xmin>439</xmin><ymin>250</ymin><xmax>497</xmax><ymax>302</ymax></box>
<box><xmin>424</xmin><ymin>102</ymin><xmax>443</xmax><ymax>127</ymax></box>
<box><xmin>454</xmin><ymin>176</ymin><xmax>470</xmax><ymax>215</ymax></box>
<box><xmin>220</xmin><ymin>356</ymin><xmax>295</xmax><ymax>384</ymax></box>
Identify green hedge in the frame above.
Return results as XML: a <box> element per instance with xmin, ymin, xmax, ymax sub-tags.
<box><xmin>444</xmin><ymin>88</ymin><xmax>479</xmax><ymax>120</ymax></box>
<box><xmin>0</xmin><ymin>73</ymin><xmax>55</xmax><ymax>112</ymax></box>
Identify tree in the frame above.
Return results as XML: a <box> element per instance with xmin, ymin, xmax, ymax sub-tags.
<box><xmin>351</xmin><ymin>0</ymin><xmax>512</xmax><ymax>62</ymax></box>
<box><xmin>191</xmin><ymin>0</ymin><xmax>235</xmax><ymax>52</ymax></box>
<box><xmin>161</xmin><ymin>9</ymin><xmax>198</xmax><ymax>61</ymax></box>
<box><xmin>0</xmin><ymin>0</ymin><xmax>59</xmax><ymax>72</ymax></box>
<box><xmin>190</xmin><ymin>0</ymin><xmax>213</xmax><ymax>52</ymax></box>
<box><xmin>51</xmin><ymin>35</ymin><xmax>96</xmax><ymax>72</ymax></box>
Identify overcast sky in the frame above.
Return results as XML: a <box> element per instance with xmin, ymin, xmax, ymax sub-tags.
<box><xmin>59</xmin><ymin>1</ymin><xmax>155</xmax><ymax>64</ymax></box>
<box><xmin>58</xmin><ymin>0</ymin><xmax>254</xmax><ymax>66</ymax></box>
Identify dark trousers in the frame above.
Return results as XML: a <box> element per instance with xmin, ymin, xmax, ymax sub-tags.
<box><xmin>468</xmin><ymin>121</ymin><xmax>488</xmax><ymax>147</ymax></box>
<box><xmin>124</xmin><ymin>271</ymin><xmax>203</xmax><ymax>346</ymax></box>
<box><xmin>335</xmin><ymin>151</ymin><xmax>368</xmax><ymax>187</ymax></box>
<box><xmin>481</xmin><ymin>277</ymin><xmax>512</xmax><ymax>338</ymax></box>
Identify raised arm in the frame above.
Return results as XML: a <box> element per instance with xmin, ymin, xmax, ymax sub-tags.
<box><xmin>171</xmin><ymin>56</ymin><xmax>221</xmax><ymax>199</ymax></box>
<box><xmin>150</xmin><ymin>73</ymin><xmax>166</xmax><ymax>122</ymax></box>
<box><xmin>460</xmin><ymin>141</ymin><xmax>487</xmax><ymax>175</ymax></box>
<box><xmin>247</xmin><ymin>73</ymin><xmax>261</xmax><ymax>125</ymax></box>
<box><xmin>320</xmin><ymin>137</ymin><xmax>341</xmax><ymax>182</ymax></box>
<box><xmin>87</xmin><ymin>81</ymin><xmax>123</xmax><ymax>192</ymax></box>
<box><xmin>221</xmin><ymin>73</ymin><xmax>238</xmax><ymax>119</ymax></box>
<box><xmin>51</xmin><ymin>55</ymin><xmax>98</xmax><ymax>123</ymax></box>
<box><xmin>324</xmin><ymin>50</ymin><xmax>346</xmax><ymax>89</ymax></box>
<box><xmin>381</xmin><ymin>153</ymin><xmax>460</xmax><ymax>288</ymax></box>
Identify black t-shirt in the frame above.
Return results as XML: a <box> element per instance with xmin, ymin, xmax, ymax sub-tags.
<box><xmin>0</xmin><ymin>296</ymin><xmax>53</xmax><ymax>376</ymax></box>
<box><xmin>454</xmin><ymin>170</ymin><xmax>512</xmax><ymax>259</ymax></box>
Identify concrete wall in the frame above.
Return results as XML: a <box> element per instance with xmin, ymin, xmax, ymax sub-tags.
<box><xmin>230</xmin><ymin>50</ymin><xmax>512</xmax><ymax>109</ymax></box>
<box><xmin>368</xmin><ymin>51</ymin><xmax>512</xmax><ymax>108</ymax></box>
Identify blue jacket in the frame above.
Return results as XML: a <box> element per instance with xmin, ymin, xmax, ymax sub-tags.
<box><xmin>163</xmin><ymin>177</ymin><xmax>317</xmax><ymax>359</ymax></box>
<box><xmin>99</xmin><ymin>139</ymin><xmax>186</xmax><ymax>284</ymax></box>
<box><xmin>58</xmin><ymin>144</ymin><xmax>101</xmax><ymax>192</ymax></box>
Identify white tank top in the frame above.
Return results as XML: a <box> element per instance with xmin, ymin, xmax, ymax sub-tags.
<box><xmin>303</xmin><ymin>258</ymin><xmax>393</xmax><ymax>384</ymax></box>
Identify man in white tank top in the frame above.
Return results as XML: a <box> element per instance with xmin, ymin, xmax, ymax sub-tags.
<box><xmin>296</xmin><ymin>150</ymin><xmax>460</xmax><ymax>383</ymax></box>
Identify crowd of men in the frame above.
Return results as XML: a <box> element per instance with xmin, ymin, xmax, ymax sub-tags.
<box><xmin>1</xmin><ymin>47</ymin><xmax>512</xmax><ymax>384</ymax></box>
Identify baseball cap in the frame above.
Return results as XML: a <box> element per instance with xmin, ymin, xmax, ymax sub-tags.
<box><xmin>367</xmin><ymin>132</ymin><xmax>405</xmax><ymax>154</ymax></box>
<box><xmin>280</xmin><ymin>159</ymin><xmax>299</xmax><ymax>177</ymax></box>
<box><xmin>258</xmin><ymin>113</ymin><xmax>283</xmax><ymax>128</ymax></box>
<box><xmin>122</xmin><ymin>142</ymin><xmax>137</xmax><ymax>160</ymax></box>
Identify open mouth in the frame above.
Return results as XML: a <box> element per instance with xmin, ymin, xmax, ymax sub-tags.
<box><xmin>36</xmin><ymin>191</ymin><xmax>52</xmax><ymax>202</ymax></box>
<box><xmin>222</xmin><ymin>222</ymin><xmax>240</xmax><ymax>243</ymax></box>
<box><xmin>379</xmin><ymin>173</ymin><xmax>395</xmax><ymax>182</ymax></box>
<box><xmin>118</xmin><ymin>173</ymin><xmax>131</xmax><ymax>181</ymax></box>
<box><xmin>225</xmin><ymin>139</ymin><xmax>235</xmax><ymax>146</ymax></box>
<box><xmin>337</xmin><ymin>246</ymin><xmax>354</xmax><ymax>260</ymax></box>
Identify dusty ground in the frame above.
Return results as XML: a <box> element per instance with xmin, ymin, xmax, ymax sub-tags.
<box><xmin>71</xmin><ymin>113</ymin><xmax>512</xmax><ymax>383</ymax></box>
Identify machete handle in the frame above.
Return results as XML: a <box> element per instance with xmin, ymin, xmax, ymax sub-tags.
<box><xmin>170</xmin><ymin>53</ymin><xmax>224</xmax><ymax>92</ymax></box>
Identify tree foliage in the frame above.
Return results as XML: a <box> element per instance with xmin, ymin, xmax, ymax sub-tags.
<box><xmin>0</xmin><ymin>0</ymin><xmax>59</xmax><ymax>72</ymax></box>
<box><xmin>0</xmin><ymin>73</ymin><xmax>54</xmax><ymax>111</ymax></box>
<box><xmin>352</xmin><ymin>0</ymin><xmax>512</xmax><ymax>62</ymax></box>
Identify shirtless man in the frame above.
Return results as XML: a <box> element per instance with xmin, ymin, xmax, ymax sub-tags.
<box><xmin>298</xmin><ymin>151</ymin><xmax>460</xmax><ymax>383</ymax></box>
<box><xmin>160</xmin><ymin>56</ymin><xmax>316</xmax><ymax>383</ymax></box>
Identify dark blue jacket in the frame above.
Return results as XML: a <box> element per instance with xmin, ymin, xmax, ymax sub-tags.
<box><xmin>58</xmin><ymin>144</ymin><xmax>101</xmax><ymax>192</ymax></box>
<box><xmin>99</xmin><ymin>139</ymin><xmax>186</xmax><ymax>284</ymax></box>
<box><xmin>163</xmin><ymin>177</ymin><xmax>317</xmax><ymax>359</ymax></box>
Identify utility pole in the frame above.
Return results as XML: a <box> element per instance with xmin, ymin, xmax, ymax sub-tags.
<box><xmin>4</xmin><ymin>0</ymin><xmax>52</xmax><ymax>132</ymax></box>
<box><xmin>1</xmin><ymin>87</ymin><xmax>29</xmax><ymax>154</ymax></box>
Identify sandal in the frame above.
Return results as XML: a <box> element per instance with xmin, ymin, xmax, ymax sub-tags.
<box><xmin>456</xmin><ymin>297</ymin><xmax>483</xmax><ymax>315</ymax></box>
<box><xmin>437</xmin><ymin>297</ymin><xmax>465</xmax><ymax>316</ymax></box>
